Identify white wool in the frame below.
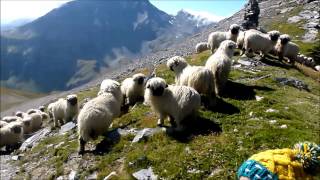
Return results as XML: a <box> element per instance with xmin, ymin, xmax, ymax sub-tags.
<box><xmin>274</xmin><ymin>34</ymin><xmax>300</xmax><ymax>62</ymax></box>
<box><xmin>1</xmin><ymin>116</ymin><xmax>21</xmax><ymax>123</ymax></box>
<box><xmin>205</xmin><ymin>40</ymin><xmax>237</xmax><ymax>95</ymax></box>
<box><xmin>243</xmin><ymin>30</ymin><xmax>280</xmax><ymax>57</ymax></box>
<box><xmin>208</xmin><ymin>24</ymin><xmax>240</xmax><ymax>53</ymax></box>
<box><xmin>144</xmin><ymin>77</ymin><xmax>201</xmax><ymax>131</ymax></box>
<box><xmin>195</xmin><ymin>42</ymin><xmax>209</xmax><ymax>53</ymax></box>
<box><xmin>19</xmin><ymin>116</ymin><xmax>33</xmax><ymax>134</ymax></box>
<box><xmin>167</xmin><ymin>56</ymin><xmax>216</xmax><ymax>108</ymax></box>
<box><xmin>121</xmin><ymin>73</ymin><xmax>146</xmax><ymax>106</ymax></box>
<box><xmin>78</xmin><ymin>79</ymin><xmax>122</xmax><ymax>154</ymax></box>
<box><xmin>0</xmin><ymin>120</ymin><xmax>8</xmax><ymax>128</ymax></box>
<box><xmin>0</xmin><ymin>121</ymin><xmax>24</xmax><ymax>148</ymax></box>
<box><xmin>51</xmin><ymin>94</ymin><xmax>78</xmax><ymax>127</ymax></box>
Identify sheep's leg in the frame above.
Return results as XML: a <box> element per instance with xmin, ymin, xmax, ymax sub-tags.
<box><xmin>53</xmin><ymin>115</ymin><xmax>59</xmax><ymax>127</ymax></box>
<box><xmin>78</xmin><ymin>136</ymin><xmax>85</xmax><ymax>155</ymax></box>
<box><xmin>214</xmin><ymin>71</ymin><xmax>221</xmax><ymax>96</ymax></box>
<box><xmin>157</xmin><ymin>114</ymin><xmax>165</xmax><ymax>127</ymax></box>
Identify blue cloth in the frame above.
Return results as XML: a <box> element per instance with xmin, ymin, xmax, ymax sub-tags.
<box><xmin>237</xmin><ymin>160</ymin><xmax>278</xmax><ymax>180</ymax></box>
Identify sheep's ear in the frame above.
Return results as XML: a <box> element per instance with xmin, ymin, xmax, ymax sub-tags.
<box><xmin>165</xmin><ymin>84</ymin><xmax>168</xmax><ymax>88</ymax></box>
<box><xmin>146</xmin><ymin>84</ymin><xmax>150</xmax><ymax>88</ymax></box>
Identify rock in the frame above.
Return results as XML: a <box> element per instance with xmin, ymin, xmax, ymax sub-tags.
<box><xmin>132</xmin><ymin>167</ymin><xmax>158</xmax><ymax>180</ymax></box>
<box><xmin>187</xmin><ymin>168</ymin><xmax>202</xmax><ymax>174</ymax></box>
<box><xmin>237</xmin><ymin>59</ymin><xmax>254</xmax><ymax>66</ymax></box>
<box><xmin>55</xmin><ymin>142</ymin><xmax>65</xmax><ymax>148</ymax></box>
<box><xmin>269</xmin><ymin>120</ymin><xmax>277</xmax><ymax>124</ymax></box>
<box><xmin>209</xmin><ymin>168</ymin><xmax>223</xmax><ymax>176</ymax></box>
<box><xmin>266</xmin><ymin>108</ymin><xmax>279</xmax><ymax>113</ymax></box>
<box><xmin>287</xmin><ymin>16</ymin><xmax>302</xmax><ymax>23</ymax></box>
<box><xmin>274</xmin><ymin>77</ymin><xmax>309</xmax><ymax>91</ymax></box>
<box><xmin>87</xmin><ymin>172</ymin><xmax>98</xmax><ymax>180</ymax></box>
<box><xmin>69</xmin><ymin>170</ymin><xmax>78</xmax><ymax>180</ymax></box>
<box><xmin>280</xmin><ymin>7</ymin><xmax>294</xmax><ymax>14</ymax></box>
<box><xmin>185</xmin><ymin>146</ymin><xmax>191</xmax><ymax>154</ymax></box>
<box><xmin>315</xmin><ymin>65</ymin><xmax>320</xmax><ymax>71</ymax></box>
<box><xmin>280</xmin><ymin>124</ymin><xmax>288</xmax><ymax>129</ymax></box>
<box><xmin>132</xmin><ymin>128</ymin><xmax>165</xmax><ymax>143</ymax></box>
<box><xmin>255</xmin><ymin>95</ymin><xmax>264</xmax><ymax>101</ymax></box>
<box><xmin>302</xmin><ymin>29</ymin><xmax>318</xmax><ymax>42</ymax></box>
<box><xmin>107</xmin><ymin>128</ymin><xmax>138</xmax><ymax>142</ymax></box>
<box><xmin>249</xmin><ymin>112</ymin><xmax>254</xmax><ymax>117</ymax></box>
<box><xmin>299</xmin><ymin>10</ymin><xmax>315</xmax><ymax>19</ymax></box>
<box><xmin>103</xmin><ymin>171</ymin><xmax>117</xmax><ymax>180</ymax></box>
<box><xmin>233</xmin><ymin>128</ymin><xmax>239</xmax><ymax>133</ymax></box>
<box><xmin>11</xmin><ymin>155</ymin><xmax>24</xmax><ymax>161</ymax></box>
<box><xmin>59</xmin><ymin>122</ymin><xmax>77</xmax><ymax>134</ymax></box>
<box><xmin>20</xmin><ymin>127</ymin><xmax>51</xmax><ymax>151</ymax></box>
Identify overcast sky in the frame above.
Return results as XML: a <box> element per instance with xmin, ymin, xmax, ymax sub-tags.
<box><xmin>1</xmin><ymin>0</ymin><xmax>247</xmax><ymax>25</ymax></box>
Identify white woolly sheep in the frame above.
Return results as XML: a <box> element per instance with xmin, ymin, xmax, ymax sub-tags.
<box><xmin>274</xmin><ymin>34</ymin><xmax>300</xmax><ymax>63</ymax></box>
<box><xmin>243</xmin><ymin>30</ymin><xmax>280</xmax><ymax>58</ymax></box>
<box><xmin>205</xmin><ymin>40</ymin><xmax>237</xmax><ymax>95</ymax></box>
<box><xmin>195</xmin><ymin>42</ymin><xmax>209</xmax><ymax>53</ymax></box>
<box><xmin>78</xmin><ymin>79</ymin><xmax>122</xmax><ymax>154</ymax></box>
<box><xmin>27</xmin><ymin>112</ymin><xmax>43</xmax><ymax>132</ymax></box>
<box><xmin>144</xmin><ymin>77</ymin><xmax>201</xmax><ymax>131</ymax></box>
<box><xmin>166</xmin><ymin>56</ymin><xmax>216</xmax><ymax>108</ymax></box>
<box><xmin>0</xmin><ymin>121</ymin><xmax>8</xmax><ymax>128</ymax></box>
<box><xmin>208</xmin><ymin>24</ymin><xmax>240</xmax><ymax>53</ymax></box>
<box><xmin>0</xmin><ymin>121</ymin><xmax>24</xmax><ymax>150</ymax></box>
<box><xmin>121</xmin><ymin>73</ymin><xmax>146</xmax><ymax>106</ymax></box>
<box><xmin>18</xmin><ymin>116</ymin><xmax>33</xmax><ymax>134</ymax></box>
<box><xmin>51</xmin><ymin>94</ymin><xmax>78</xmax><ymax>127</ymax></box>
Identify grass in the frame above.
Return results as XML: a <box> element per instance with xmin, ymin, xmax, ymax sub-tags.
<box><xmin>14</xmin><ymin>50</ymin><xmax>320</xmax><ymax>179</ymax></box>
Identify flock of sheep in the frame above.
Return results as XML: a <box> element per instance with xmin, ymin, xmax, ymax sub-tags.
<box><xmin>0</xmin><ymin>23</ymin><xmax>315</xmax><ymax>155</ymax></box>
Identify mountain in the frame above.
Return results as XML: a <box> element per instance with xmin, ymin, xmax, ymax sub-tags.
<box><xmin>0</xmin><ymin>0</ymin><xmax>213</xmax><ymax>93</ymax></box>
<box><xmin>1</xmin><ymin>18</ymin><xmax>33</xmax><ymax>31</ymax></box>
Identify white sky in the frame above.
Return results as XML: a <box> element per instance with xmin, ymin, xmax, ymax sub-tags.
<box><xmin>1</xmin><ymin>0</ymin><xmax>72</xmax><ymax>25</ymax></box>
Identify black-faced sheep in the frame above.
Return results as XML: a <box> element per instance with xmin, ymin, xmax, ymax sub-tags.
<box><xmin>243</xmin><ymin>30</ymin><xmax>280</xmax><ymax>58</ymax></box>
<box><xmin>121</xmin><ymin>73</ymin><xmax>146</xmax><ymax>106</ymax></box>
<box><xmin>77</xmin><ymin>79</ymin><xmax>123</xmax><ymax>154</ymax></box>
<box><xmin>205</xmin><ymin>40</ymin><xmax>237</xmax><ymax>96</ymax></box>
<box><xmin>274</xmin><ymin>34</ymin><xmax>300</xmax><ymax>63</ymax></box>
<box><xmin>0</xmin><ymin>121</ymin><xmax>24</xmax><ymax>150</ymax></box>
<box><xmin>51</xmin><ymin>94</ymin><xmax>78</xmax><ymax>127</ymax></box>
<box><xmin>208</xmin><ymin>24</ymin><xmax>240</xmax><ymax>53</ymax></box>
<box><xmin>166</xmin><ymin>56</ymin><xmax>216</xmax><ymax>108</ymax></box>
<box><xmin>144</xmin><ymin>77</ymin><xmax>201</xmax><ymax>131</ymax></box>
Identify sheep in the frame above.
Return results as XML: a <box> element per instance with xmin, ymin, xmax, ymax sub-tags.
<box><xmin>0</xmin><ymin>121</ymin><xmax>8</xmax><ymax>128</ymax></box>
<box><xmin>19</xmin><ymin>116</ymin><xmax>33</xmax><ymax>134</ymax></box>
<box><xmin>236</xmin><ymin>29</ymin><xmax>262</xmax><ymax>51</ymax></box>
<box><xmin>243</xmin><ymin>30</ymin><xmax>280</xmax><ymax>58</ymax></box>
<box><xmin>121</xmin><ymin>73</ymin><xmax>146</xmax><ymax>106</ymax></box>
<box><xmin>166</xmin><ymin>56</ymin><xmax>216</xmax><ymax>108</ymax></box>
<box><xmin>195</xmin><ymin>42</ymin><xmax>209</xmax><ymax>53</ymax></box>
<box><xmin>207</xmin><ymin>24</ymin><xmax>240</xmax><ymax>53</ymax></box>
<box><xmin>0</xmin><ymin>121</ymin><xmax>24</xmax><ymax>150</ymax></box>
<box><xmin>51</xmin><ymin>94</ymin><xmax>78</xmax><ymax>127</ymax></box>
<box><xmin>47</xmin><ymin>102</ymin><xmax>55</xmax><ymax>119</ymax></box>
<box><xmin>38</xmin><ymin>106</ymin><xmax>45</xmax><ymax>112</ymax></box>
<box><xmin>27</xmin><ymin>113</ymin><xmax>43</xmax><ymax>132</ymax></box>
<box><xmin>1</xmin><ymin>116</ymin><xmax>21</xmax><ymax>123</ymax></box>
<box><xmin>78</xmin><ymin>79</ymin><xmax>123</xmax><ymax>154</ymax></box>
<box><xmin>205</xmin><ymin>40</ymin><xmax>237</xmax><ymax>96</ymax></box>
<box><xmin>274</xmin><ymin>34</ymin><xmax>300</xmax><ymax>63</ymax></box>
<box><xmin>144</xmin><ymin>77</ymin><xmax>201</xmax><ymax>131</ymax></box>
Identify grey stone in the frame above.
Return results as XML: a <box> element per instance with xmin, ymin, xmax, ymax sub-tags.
<box><xmin>132</xmin><ymin>167</ymin><xmax>158</xmax><ymax>180</ymax></box>
<box><xmin>103</xmin><ymin>171</ymin><xmax>117</xmax><ymax>180</ymax></box>
<box><xmin>68</xmin><ymin>170</ymin><xmax>78</xmax><ymax>180</ymax></box>
<box><xmin>132</xmin><ymin>128</ymin><xmax>165</xmax><ymax>143</ymax></box>
<box><xmin>20</xmin><ymin>127</ymin><xmax>51</xmax><ymax>151</ymax></box>
<box><xmin>59</xmin><ymin>122</ymin><xmax>77</xmax><ymax>134</ymax></box>
<box><xmin>87</xmin><ymin>172</ymin><xmax>98</xmax><ymax>180</ymax></box>
<box><xmin>11</xmin><ymin>155</ymin><xmax>23</xmax><ymax>161</ymax></box>
<box><xmin>299</xmin><ymin>10</ymin><xmax>316</xmax><ymax>19</ymax></box>
<box><xmin>302</xmin><ymin>29</ymin><xmax>319</xmax><ymax>42</ymax></box>
<box><xmin>280</xmin><ymin>7</ymin><xmax>294</xmax><ymax>14</ymax></box>
<box><xmin>287</xmin><ymin>16</ymin><xmax>302</xmax><ymax>23</ymax></box>
<box><xmin>274</xmin><ymin>77</ymin><xmax>309</xmax><ymax>91</ymax></box>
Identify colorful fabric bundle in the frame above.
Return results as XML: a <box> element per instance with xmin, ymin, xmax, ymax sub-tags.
<box><xmin>237</xmin><ymin>142</ymin><xmax>320</xmax><ymax>180</ymax></box>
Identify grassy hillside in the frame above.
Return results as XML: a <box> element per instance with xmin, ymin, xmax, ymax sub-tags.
<box><xmin>13</xmin><ymin>50</ymin><xmax>320</xmax><ymax>179</ymax></box>
<box><xmin>0</xmin><ymin>87</ymin><xmax>44</xmax><ymax>112</ymax></box>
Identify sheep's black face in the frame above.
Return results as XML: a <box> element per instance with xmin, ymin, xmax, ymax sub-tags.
<box><xmin>270</xmin><ymin>34</ymin><xmax>280</xmax><ymax>41</ymax></box>
<box><xmin>231</xmin><ymin>28</ymin><xmax>239</xmax><ymax>35</ymax></box>
<box><xmin>136</xmin><ymin>77</ymin><xmax>144</xmax><ymax>85</ymax></box>
<box><xmin>151</xmin><ymin>86</ymin><xmax>165</xmax><ymax>96</ymax></box>
<box><xmin>280</xmin><ymin>38</ymin><xmax>290</xmax><ymax>45</ymax></box>
<box><xmin>12</xmin><ymin>126</ymin><xmax>22</xmax><ymax>134</ymax></box>
<box><xmin>169</xmin><ymin>64</ymin><xmax>174</xmax><ymax>71</ymax></box>
<box><xmin>39</xmin><ymin>107</ymin><xmax>45</xmax><ymax>112</ymax></box>
<box><xmin>67</xmin><ymin>97</ymin><xmax>78</xmax><ymax>106</ymax></box>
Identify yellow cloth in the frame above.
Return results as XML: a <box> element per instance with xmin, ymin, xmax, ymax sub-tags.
<box><xmin>249</xmin><ymin>148</ymin><xmax>313</xmax><ymax>180</ymax></box>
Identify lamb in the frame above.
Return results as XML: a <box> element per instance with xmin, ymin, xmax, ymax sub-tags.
<box><xmin>121</xmin><ymin>73</ymin><xmax>146</xmax><ymax>106</ymax></box>
<box><xmin>0</xmin><ymin>121</ymin><xmax>24</xmax><ymax>150</ymax></box>
<box><xmin>243</xmin><ymin>30</ymin><xmax>280</xmax><ymax>58</ymax></box>
<box><xmin>51</xmin><ymin>94</ymin><xmax>78</xmax><ymax>127</ymax></box>
<box><xmin>205</xmin><ymin>40</ymin><xmax>237</xmax><ymax>96</ymax></box>
<box><xmin>195</xmin><ymin>42</ymin><xmax>209</xmax><ymax>53</ymax></box>
<box><xmin>78</xmin><ymin>79</ymin><xmax>123</xmax><ymax>154</ymax></box>
<box><xmin>274</xmin><ymin>34</ymin><xmax>300</xmax><ymax>63</ymax></box>
<box><xmin>207</xmin><ymin>24</ymin><xmax>240</xmax><ymax>53</ymax></box>
<box><xmin>144</xmin><ymin>77</ymin><xmax>201</xmax><ymax>131</ymax></box>
<box><xmin>166</xmin><ymin>56</ymin><xmax>216</xmax><ymax>108</ymax></box>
